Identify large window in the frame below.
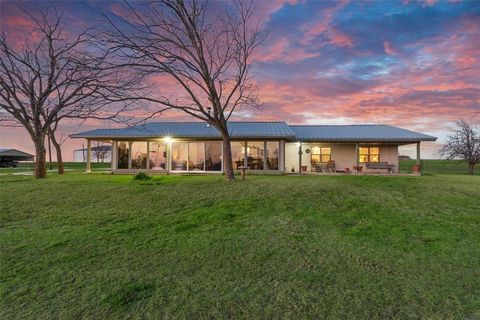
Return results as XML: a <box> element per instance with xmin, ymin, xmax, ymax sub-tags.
<box><xmin>359</xmin><ymin>147</ymin><xmax>379</xmax><ymax>163</ymax></box>
<box><xmin>205</xmin><ymin>142</ymin><xmax>222</xmax><ymax>171</ymax></box>
<box><xmin>231</xmin><ymin>142</ymin><xmax>245</xmax><ymax>169</ymax></box>
<box><xmin>189</xmin><ymin>142</ymin><xmax>205</xmax><ymax>171</ymax></box>
<box><xmin>311</xmin><ymin>147</ymin><xmax>331</xmax><ymax>163</ymax></box>
<box><xmin>247</xmin><ymin>142</ymin><xmax>264</xmax><ymax>170</ymax></box>
<box><xmin>266</xmin><ymin>142</ymin><xmax>279</xmax><ymax>170</ymax></box>
<box><xmin>150</xmin><ymin>142</ymin><xmax>167</xmax><ymax>170</ymax></box>
<box><xmin>117</xmin><ymin>141</ymin><xmax>129</xmax><ymax>169</ymax></box>
<box><xmin>171</xmin><ymin>142</ymin><xmax>188</xmax><ymax>170</ymax></box>
<box><xmin>131</xmin><ymin>142</ymin><xmax>147</xmax><ymax>169</ymax></box>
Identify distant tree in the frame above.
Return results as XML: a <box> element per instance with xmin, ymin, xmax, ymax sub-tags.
<box><xmin>440</xmin><ymin>120</ymin><xmax>480</xmax><ymax>174</ymax></box>
<box><xmin>93</xmin><ymin>141</ymin><xmax>109</xmax><ymax>163</ymax></box>
<box><xmin>0</xmin><ymin>8</ymin><xmax>137</xmax><ymax>178</ymax></box>
<box><xmin>101</xmin><ymin>0</ymin><xmax>265</xmax><ymax>181</ymax></box>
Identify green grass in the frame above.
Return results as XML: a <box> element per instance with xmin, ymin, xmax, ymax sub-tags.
<box><xmin>0</xmin><ymin>162</ymin><xmax>110</xmax><ymax>173</ymax></box>
<box><xmin>400</xmin><ymin>159</ymin><xmax>478</xmax><ymax>175</ymax></box>
<box><xmin>1</xmin><ymin>173</ymin><xmax>479</xmax><ymax>319</ymax></box>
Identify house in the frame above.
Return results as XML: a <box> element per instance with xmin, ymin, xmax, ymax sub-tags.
<box><xmin>0</xmin><ymin>148</ymin><xmax>34</xmax><ymax>167</ymax></box>
<box><xmin>73</xmin><ymin>145</ymin><xmax>112</xmax><ymax>163</ymax></box>
<box><xmin>70</xmin><ymin>122</ymin><xmax>437</xmax><ymax>174</ymax></box>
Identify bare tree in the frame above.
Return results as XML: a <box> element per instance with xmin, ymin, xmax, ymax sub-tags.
<box><xmin>0</xmin><ymin>8</ymin><xmax>137</xmax><ymax>178</ymax></box>
<box><xmin>101</xmin><ymin>0</ymin><xmax>265</xmax><ymax>180</ymax></box>
<box><xmin>93</xmin><ymin>141</ymin><xmax>109</xmax><ymax>163</ymax></box>
<box><xmin>47</xmin><ymin>119</ymin><xmax>67</xmax><ymax>174</ymax></box>
<box><xmin>440</xmin><ymin>120</ymin><xmax>480</xmax><ymax>174</ymax></box>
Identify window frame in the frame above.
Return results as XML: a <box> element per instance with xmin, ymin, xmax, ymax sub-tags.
<box><xmin>359</xmin><ymin>146</ymin><xmax>380</xmax><ymax>163</ymax></box>
<box><xmin>311</xmin><ymin>147</ymin><xmax>331</xmax><ymax>163</ymax></box>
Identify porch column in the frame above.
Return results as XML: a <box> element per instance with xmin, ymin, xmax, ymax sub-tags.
<box><xmin>86</xmin><ymin>139</ymin><xmax>92</xmax><ymax>173</ymax></box>
<box><xmin>111</xmin><ymin>140</ymin><xmax>118</xmax><ymax>171</ymax></box>
<box><xmin>244</xmin><ymin>141</ymin><xmax>248</xmax><ymax>169</ymax></box>
<box><xmin>298</xmin><ymin>143</ymin><xmax>303</xmax><ymax>174</ymax></box>
<box><xmin>263</xmin><ymin>141</ymin><xmax>267</xmax><ymax>171</ymax></box>
<box><xmin>128</xmin><ymin>141</ymin><xmax>132</xmax><ymax>170</ymax></box>
<box><xmin>146</xmin><ymin>141</ymin><xmax>150</xmax><ymax>170</ymax></box>
<box><xmin>279</xmin><ymin>140</ymin><xmax>285</xmax><ymax>172</ymax></box>
<box><xmin>355</xmin><ymin>143</ymin><xmax>359</xmax><ymax>168</ymax></box>
<box><xmin>166</xmin><ymin>141</ymin><xmax>170</xmax><ymax>174</ymax></box>
<box><xmin>416</xmin><ymin>142</ymin><xmax>421</xmax><ymax>165</ymax></box>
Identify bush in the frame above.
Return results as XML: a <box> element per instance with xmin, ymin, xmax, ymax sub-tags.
<box><xmin>133</xmin><ymin>172</ymin><xmax>152</xmax><ymax>180</ymax></box>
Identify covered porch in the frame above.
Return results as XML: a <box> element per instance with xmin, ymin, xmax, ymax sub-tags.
<box><xmin>284</xmin><ymin>141</ymin><xmax>423</xmax><ymax>175</ymax></box>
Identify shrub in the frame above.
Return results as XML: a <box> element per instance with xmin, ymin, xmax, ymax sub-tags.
<box><xmin>133</xmin><ymin>172</ymin><xmax>152</xmax><ymax>180</ymax></box>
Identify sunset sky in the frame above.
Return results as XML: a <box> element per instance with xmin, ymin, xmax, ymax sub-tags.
<box><xmin>1</xmin><ymin>0</ymin><xmax>479</xmax><ymax>160</ymax></box>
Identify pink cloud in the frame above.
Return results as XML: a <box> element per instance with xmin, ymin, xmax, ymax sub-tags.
<box><xmin>384</xmin><ymin>41</ymin><xmax>397</xmax><ymax>55</ymax></box>
<box><xmin>254</xmin><ymin>37</ymin><xmax>320</xmax><ymax>63</ymax></box>
<box><xmin>300</xmin><ymin>0</ymin><xmax>353</xmax><ymax>48</ymax></box>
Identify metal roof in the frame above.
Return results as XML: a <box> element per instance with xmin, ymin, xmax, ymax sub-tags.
<box><xmin>289</xmin><ymin>124</ymin><xmax>437</xmax><ymax>142</ymax></box>
<box><xmin>74</xmin><ymin>146</ymin><xmax>112</xmax><ymax>152</ymax></box>
<box><xmin>0</xmin><ymin>148</ymin><xmax>34</xmax><ymax>159</ymax></box>
<box><xmin>70</xmin><ymin>122</ymin><xmax>437</xmax><ymax>142</ymax></box>
<box><xmin>70</xmin><ymin>122</ymin><xmax>296</xmax><ymax>140</ymax></box>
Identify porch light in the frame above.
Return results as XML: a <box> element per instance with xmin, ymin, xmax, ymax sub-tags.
<box><xmin>163</xmin><ymin>136</ymin><xmax>172</xmax><ymax>143</ymax></box>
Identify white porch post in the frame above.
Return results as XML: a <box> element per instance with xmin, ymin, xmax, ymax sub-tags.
<box><xmin>166</xmin><ymin>141</ymin><xmax>170</xmax><ymax>174</ymax></box>
<box><xmin>244</xmin><ymin>141</ymin><xmax>248</xmax><ymax>168</ymax></box>
<box><xmin>146</xmin><ymin>141</ymin><xmax>150</xmax><ymax>170</ymax></box>
<box><xmin>86</xmin><ymin>139</ymin><xmax>92</xmax><ymax>173</ymax></box>
<box><xmin>279</xmin><ymin>140</ymin><xmax>285</xmax><ymax>172</ymax></box>
<box><xmin>298</xmin><ymin>143</ymin><xmax>302</xmax><ymax>174</ymax></box>
<box><xmin>128</xmin><ymin>141</ymin><xmax>133</xmax><ymax>170</ymax></box>
<box><xmin>111</xmin><ymin>140</ymin><xmax>118</xmax><ymax>171</ymax></box>
<box><xmin>263</xmin><ymin>141</ymin><xmax>267</xmax><ymax>171</ymax></box>
<box><xmin>416</xmin><ymin>142</ymin><xmax>421</xmax><ymax>166</ymax></box>
<box><xmin>355</xmin><ymin>143</ymin><xmax>359</xmax><ymax>168</ymax></box>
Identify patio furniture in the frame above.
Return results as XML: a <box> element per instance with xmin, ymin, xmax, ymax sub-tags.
<box><xmin>311</xmin><ymin>160</ymin><xmax>323</xmax><ymax>172</ymax></box>
<box><xmin>326</xmin><ymin>160</ymin><xmax>336</xmax><ymax>172</ymax></box>
<box><xmin>366</xmin><ymin>162</ymin><xmax>395</xmax><ymax>173</ymax></box>
<box><xmin>353</xmin><ymin>166</ymin><xmax>363</xmax><ymax>173</ymax></box>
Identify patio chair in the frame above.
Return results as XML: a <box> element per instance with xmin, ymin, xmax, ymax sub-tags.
<box><xmin>326</xmin><ymin>160</ymin><xmax>336</xmax><ymax>172</ymax></box>
<box><xmin>311</xmin><ymin>160</ymin><xmax>322</xmax><ymax>172</ymax></box>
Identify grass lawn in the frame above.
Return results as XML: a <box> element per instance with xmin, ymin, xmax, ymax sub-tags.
<box><xmin>0</xmin><ymin>162</ymin><xmax>110</xmax><ymax>174</ymax></box>
<box><xmin>1</xmin><ymin>173</ymin><xmax>479</xmax><ymax>319</ymax></box>
<box><xmin>399</xmin><ymin>159</ymin><xmax>479</xmax><ymax>175</ymax></box>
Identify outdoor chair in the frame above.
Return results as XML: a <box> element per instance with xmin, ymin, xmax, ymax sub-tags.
<box><xmin>326</xmin><ymin>160</ymin><xmax>336</xmax><ymax>172</ymax></box>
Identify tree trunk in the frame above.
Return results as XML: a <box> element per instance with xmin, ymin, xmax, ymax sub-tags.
<box><xmin>219</xmin><ymin>127</ymin><xmax>235</xmax><ymax>181</ymax></box>
<box><xmin>468</xmin><ymin>162</ymin><xmax>475</xmax><ymax>175</ymax></box>
<box><xmin>34</xmin><ymin>136</ymin><xmax>47</xmax><ymax>179</ymax></box>
<box><xmin>49</xmin><ymin>132</ymin><xmax>65</xmax><ymax>174</ymax></box>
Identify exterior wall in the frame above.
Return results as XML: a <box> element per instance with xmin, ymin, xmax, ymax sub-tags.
<box><xmin>284</xmin><ymin>143</ymin><xmax>399</xmax><ymax>173</ymax></box>
<box><xmin>106</xmin><ymin>139</ymin><xmax>400</xmax><ymax>174</ymax></box>
<box><xmin>377</xmin><ymin>145</ymin><xmax>399</xmax><ymax>173</ymax></box>
<box><xmin>285</xmin><ymin>143</ymin><xmax>298</xmax><ymax>172</ymax></box>
<box><xmin>331</xmin><ymin>144</ymin><xmax>357</xmax><ymax>171</ymax></box>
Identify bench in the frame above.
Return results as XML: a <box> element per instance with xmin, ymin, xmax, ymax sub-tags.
<box><xmin>366</xmin><ymin>162</ymin><xmax>395</xmax><ymax>173</ymax></box>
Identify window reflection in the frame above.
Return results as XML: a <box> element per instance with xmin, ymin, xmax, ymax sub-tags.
<box><xmin>247</xmin><ymin>142</ymin><xmax>264</xmax><ymax>170</ymax></box>
<box><xmin>231</xmin><ymin>142</ymin><xmax>245</xmax><ymax>169</ymax></box>
<box><xmin>266</xmin><ymin>142</ymin><xmax>279</xmax><ymax>170</ymax></box>
<box><xmin>117</xmin><ymin>141</ymin><xmax>129</xmax><ymax>169</ymax></box>
<box><xmin>150</xmin><ymin>142</ymin><xmax>167</xmax><ymax>170</ymax></box>
<box><xmin>205</xmin><ymin>142</ymin><xmax>222</xmax><ymax>171</ymax></box>
<box><xmin>189</xmin><ymin>142</ymin><xmax>205</xmax><ymax>171</ymax></box>
<box><xmin>131</xmin><ymin>142</ymin><xmax>147</xmax><ymax>169</ymax></box>
<box><xmin>172</xmin><ymin>142</ymin><xmax>188</xmax><ymax>170</ymax></box>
